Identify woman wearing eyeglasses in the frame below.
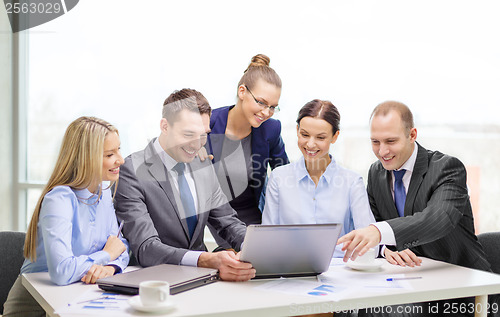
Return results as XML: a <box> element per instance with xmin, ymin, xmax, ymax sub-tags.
<box><xmin>206</xmin><ymin>54</ymin><xmax>289</xmax><ymax>249</ymax></box>
<box><xmin>262</xmin><ymin>100</ymin><xmax>375</xmax><ymax>257</ymax></box>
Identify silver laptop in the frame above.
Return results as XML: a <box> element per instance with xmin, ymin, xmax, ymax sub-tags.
<box><xmin>240</xmin><ymin>224</ymin><xmax>342</xmax><ymax>279</ymax></box>
<box><xmin>97</xmin><ymin>264</ymin><xmax>218</xmax><ymax>295</ymax></box>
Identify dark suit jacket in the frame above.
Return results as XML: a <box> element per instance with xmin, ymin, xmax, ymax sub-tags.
<box><xmin>114</xmin><ymin>139</ymin><xmax>247</xmax><ymax>267</ymax></box>
<box><xmin>206</xmin><ymin>105</ymin><xmax>289</xmax><ymax>209</ymax></box>
<box><xmin>367</xmin><ymin>143</ymin><xmax>490</xmax><ymax>271</ymax></box>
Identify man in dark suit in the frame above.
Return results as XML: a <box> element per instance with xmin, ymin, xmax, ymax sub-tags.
<box><xmin>115</xmin><ymin>89</ymin><xmax>255</xmax><ymax>281</ymax></box>
<box><xmin>338</xmin><ymin>101</ymin><xmax>492</xmax><ymax>316</ymax></box>
<box><xmin>338</xmin><ymin>100</ymin><xmax>488</xmax><ymax>269</ymax></box>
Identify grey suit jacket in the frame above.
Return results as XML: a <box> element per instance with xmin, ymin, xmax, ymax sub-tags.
<box><xmin>367</xmin><ymin>143</ymin><xmax>490</xmax><ymax>271</ymax></box>
<box><xmin>114</xmin><ymin>139</ymin><xmax>247</xmax><ymax>267</ymax></box>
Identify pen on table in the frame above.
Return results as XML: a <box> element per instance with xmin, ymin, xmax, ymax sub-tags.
<box><xmin>117</xmin><ymin>220</ymin><xmax>124</xmax><ymax>237</ymax></box>
<box><xmin>387</xmin><ymin>277</ymin><xmax>422</xmax><ymax>281</ymax></box>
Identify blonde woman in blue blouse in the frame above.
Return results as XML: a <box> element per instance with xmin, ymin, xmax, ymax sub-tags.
<box><xmin>262</xmin><ymin>100</ymin><xmax>375</xmax><ymax>257</ymax></box>
<box><xmin>4</xmin><ymin>117</ymin><xmax>129</xmax><ymax>317</ymax></box>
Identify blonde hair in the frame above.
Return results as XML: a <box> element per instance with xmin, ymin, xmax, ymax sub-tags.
<box><xmin>24</xmin><ymin>116</ymin><xmax>118</xmax><ymax>261</ymax></box>
<box><xmin>237</xmin><ymin>54</ymin><xmax>282</xmax><ymax>90</ymax></box>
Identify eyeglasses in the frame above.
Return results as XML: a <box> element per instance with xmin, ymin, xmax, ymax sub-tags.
<box><xmin>245</xmin><ymin>85</ymin><xmax>280</xmax><ymax>113</ymax></box>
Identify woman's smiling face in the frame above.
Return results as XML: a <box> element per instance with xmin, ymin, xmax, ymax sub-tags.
<box><xmin>297</xmin><ymin>116</ymin><xmax>339</xmax><ymax>164</ymax></box>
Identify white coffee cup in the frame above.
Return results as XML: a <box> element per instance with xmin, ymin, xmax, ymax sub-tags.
<box><xmin>139</xmin><ymin>280</ymin><xmax>170</xmax><ymax>307</ymax></box>
<box><xmin>353</xmin><ymin>248</ymin><xmax>376</xmax><ymax>264</ymax></box>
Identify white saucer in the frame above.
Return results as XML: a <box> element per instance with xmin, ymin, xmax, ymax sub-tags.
<box><xmin>346</xmin><ymin>259</ymin><xmax>383</xmax><ymax>271</ymax></box>
<box><xmin>128</xmin><ymin>295</ymin><xmax>176</xmax><ymax>313</ymax></box>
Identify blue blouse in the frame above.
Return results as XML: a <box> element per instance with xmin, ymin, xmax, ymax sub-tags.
<box><xmin>262</xmin><ymin>157</ymin><xmax>375</xmax><ymax>257</ymax></box>
<box><xmin>21</xmin><ymin>185</ymin><xmax>129</xmax><ymax>285</ymax></box>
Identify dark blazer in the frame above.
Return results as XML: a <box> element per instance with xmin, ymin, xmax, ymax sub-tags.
<box><xmin>114</xmin><ymin>139</ymin><xmax>247</xmax><ymax>267</ymax></box>
<box><xmin>367</xmin><ymin>143</ymin><xmax>490</xmax><ymax>271</ymax></box>
<box><xmin>206</xmin><ymin>105</ymin><xmax>289</xmax><ymax>209</ymax></box>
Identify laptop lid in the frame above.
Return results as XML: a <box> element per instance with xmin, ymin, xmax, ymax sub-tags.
<box><xmin>239</xmin><ymin>224</ymin><xmax>342</xmax><ymax>279</ymax></box>
<box><xmin>97</xmin><ymin>264</ymin><xmax>218</xmax><ymax>295</ymax></box>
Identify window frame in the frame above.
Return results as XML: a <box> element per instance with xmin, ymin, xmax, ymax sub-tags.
<box><xmin>12</xmin><ymin>30</ymin><xmax>45</xmax><ymax>231</ymax></box>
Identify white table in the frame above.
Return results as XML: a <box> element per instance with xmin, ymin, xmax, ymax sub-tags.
<box><xmin>22</xmin><ymin>258</ymin><xmax>500</xmax><ymax>317</ymax></box>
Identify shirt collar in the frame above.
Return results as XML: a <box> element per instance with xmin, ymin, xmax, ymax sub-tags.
<box><xmin>295</xmin><ymin>157</ymin><xmax>309</xmax><ymax>181</ymax></box>
<box><xmin>73</xmin><ymin>186</ymin><xmax>101</xmax><ymax>203</ymax></box>
<box><xmin>396</xmin><ymin>142</ymin><xmax>418</xmax><ymax>173</ymax></box>
<box><xmin>295</xmin><ymin>155</ymin><xmax>337</xmax><ymax>184</ymax></box>
<box><xmin>73</xmin><ymin>187</ymin><xmax>93</xmax><ymax>197</ymax></box>
<box><xmin>153</xmin><ymin>138</ymin><xmax>179</xmax><ymax>171</ymax></box>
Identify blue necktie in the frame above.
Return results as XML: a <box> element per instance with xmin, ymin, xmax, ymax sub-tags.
<box><xmin>173</xmin><ymin>163</ymin><xmax>198</xmax><ymax>239</ymax></box>
<box><xmin>393</xmin><ymin>169</ymin><xmax>406</xmax><ymax>217</ymax></box>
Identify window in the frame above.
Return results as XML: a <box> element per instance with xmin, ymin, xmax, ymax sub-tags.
<box><xmin>8</xmin><ymin>0</ymin><xmax>500</xmax><ymax>233</ymax></box>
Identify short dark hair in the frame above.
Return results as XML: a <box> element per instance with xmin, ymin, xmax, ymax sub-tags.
<box><xmin>162</xmin><ymin>88</ymin><xmax>211</xmax><ymax>123</ymax></box>
<box><xmin>370</xmin><ymin>101</ymin><xmax>414</xmax><ymax>136</ymax></box>
<box><xmin>296</xmin><ymin>99</ymin><xmax>341</xmax><ymax>135</ymax></box>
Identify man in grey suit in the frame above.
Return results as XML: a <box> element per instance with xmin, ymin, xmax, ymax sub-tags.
<box><xmin>115</xmin><ymin>89</ymin><xmax>255</xmax><ymax>281</ymax></box>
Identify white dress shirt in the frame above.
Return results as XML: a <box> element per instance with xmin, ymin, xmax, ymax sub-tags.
<box><xmin>153</xmin><ymin>139</ymin><xmax>203</xmax><ymax>266</ymax></box>
<box><xmin>373</xmin><ymin>143</ymin><xmax>418</xmax><ymax>246</ymax></box>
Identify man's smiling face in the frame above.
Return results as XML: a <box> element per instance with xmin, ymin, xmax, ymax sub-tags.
<box><xmin>370</xmin><ymin>109</ymin><xmax>416</xmax><ymax>171</ymax></box>
<box><xmin>162</xmin><ymin>109</ymin><xmax>210</xmax><ymax>163</ymax></box>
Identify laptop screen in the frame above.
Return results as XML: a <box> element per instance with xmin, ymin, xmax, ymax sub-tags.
<box><xmin>239</xmin><ymin>224</ymin><xmax>342</xmax><ymax>278</ymax></box>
